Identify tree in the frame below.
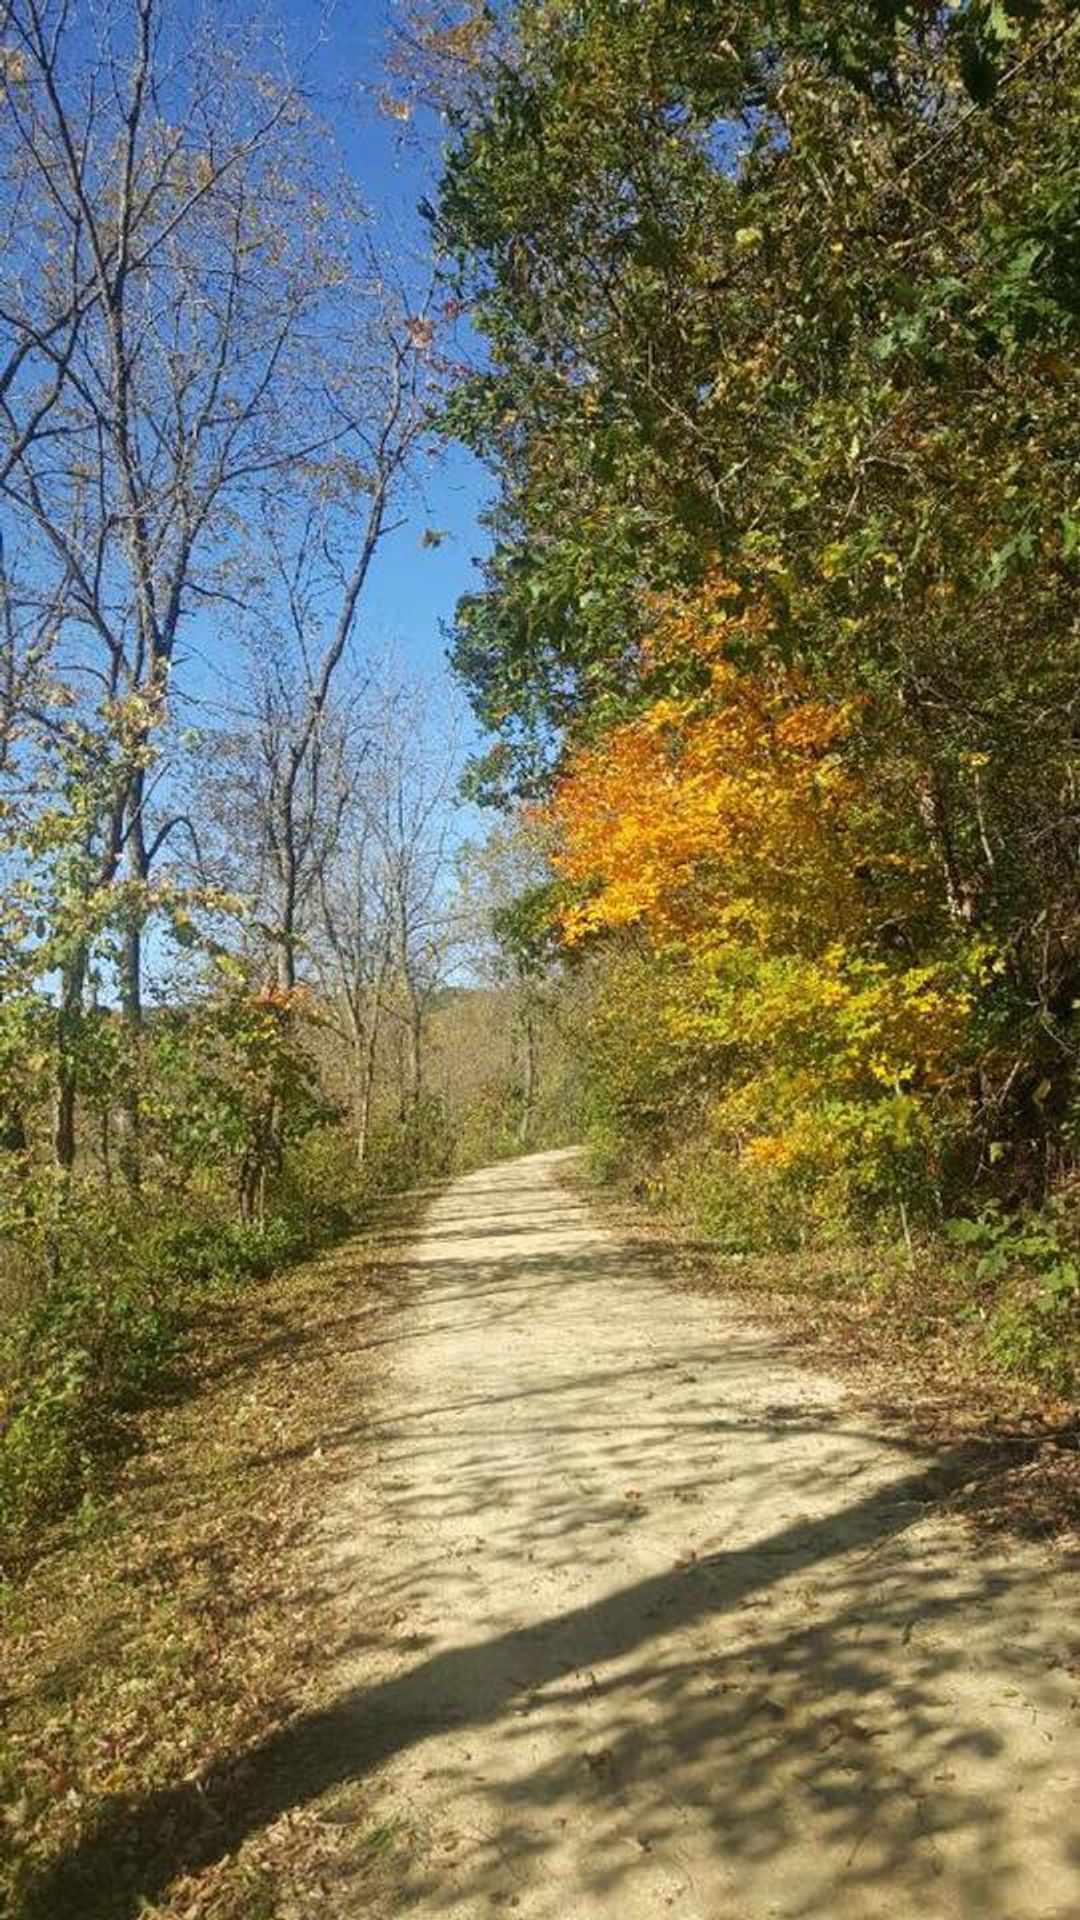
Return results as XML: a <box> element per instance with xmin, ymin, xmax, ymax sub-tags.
<box><xmin>212</xmin><ymin>661</ymin><xmax>466</xmax><ymax>1167</ymax></box>
<box><xmin>457</xmin><ymin>816</ymin><xmax>563</xmax><ymax>1148</ymax></box>
<box><xmin>359</xmin><ymin>676</ymin><xmax>465</xmax><ymax>1129</ymax></box>
<box><xmin>203</xmin><ymin>287</ymin><xmax>438</xmax><ymax>1000</ymax></box>
<box><xmin>314</xmin><ymin>779</ymin><xmax>396</xmax><ymax>1167</ymax></box>
<box><xmin>0</xmin><ymin>0</ymin><xmax>318</xmax><ymax>1176</ymax></box>
<box><xmin>436</xmin><ymin>0</ymin><xmax>1080</xmax><ymax>1205</ymax></box>
<box><xmin>0</xmin><ymin>0</ymin><xmax>440</xmax><ymax>1184</ymax></box>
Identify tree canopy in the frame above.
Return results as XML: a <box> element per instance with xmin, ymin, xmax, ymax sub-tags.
<box><xmin>436</xmin><ymin>0</ymin><xmax>1080</xmax><ymax>1241</ymax></box>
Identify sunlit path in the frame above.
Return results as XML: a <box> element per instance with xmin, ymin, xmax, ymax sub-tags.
<box><xmin>314</xmin><ymin>1150</ymin><xmax>1079</xmax><ymax>1919</ymax></box>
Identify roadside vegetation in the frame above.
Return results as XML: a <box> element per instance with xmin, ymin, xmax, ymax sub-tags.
<box><xmin>0</xmin><ymin>0</ymin><xmax>575</xmax><ymax>1579</ymax></box>
<box><xmin>412</xmin><ymin>0</ymin><xmax>1080</xmax><ymax>1409</ymax></box>
<box><xmin>0</xmin><ymin>1191</ymin><xmax>433</xmax><ymax>1920</ymax></box>
<box><xmin>2</xmin><ymin>3</ymin><xmax>1078</xmax><ymax>1909</ymax></box>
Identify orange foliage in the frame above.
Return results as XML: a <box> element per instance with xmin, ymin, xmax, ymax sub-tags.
<box><xmin>549</xmin><ymin>578</ymin><xmax>859</xmax><ymax>947</ymax></box>
<box><xmin>546</xmin><ymin>577</ymin><xmax>976</xmax><ymax>1209</ymax></box>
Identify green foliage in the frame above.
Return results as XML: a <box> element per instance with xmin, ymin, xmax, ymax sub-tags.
<box><xmin>272</xmin><ymin>1126</ymin><xmax>372</xmax><ymax>1242</ymax></box>
<box><xmin>0</xmin><ymin>1096</ymin><xmax>448</xmax><ymax>1567</ymax></box>
<box><xmin>1</xmin><ymin>1194</ymin><xmax>182</xmax><ymax>1554</ymax></box>
<box><xmin>946</xmin><ymin>1199</ymin><xmax>1080</xmax><ymax>1299</ymax></box>
<box><xmin>947</xmin><ymin>1198</ymin><xmax>1080</xmax><ymax>1391</ymax></box>
<box><xmin>439</xmin><ymin>0</ymin><xmax>1080</xmax><ymax>1262</ymax></box>
<box><xmin>365</xmin><ymin>1093</ymin><xmax>457</xmax><ymax>1185</ymax></box>
<box><xmin>146</xmin><ymin>983</ymin><xmax>332</xmax><ymax>1214</ymax></box>
<box><xmin>490</xmin><ymin>880</ymin><xmax>568</xmax><ymax>978</ymax></box>
<box><xmin>449</xmin><ymin>1078</ymin><xmax>526</xmax><ymax>1168</ymax></box>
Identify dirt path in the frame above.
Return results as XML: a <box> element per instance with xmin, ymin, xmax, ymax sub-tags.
<box><xmin>320</xmin><ymin>1149</ymin><xmax>1078</xmax><ymax>1919</ymax></box>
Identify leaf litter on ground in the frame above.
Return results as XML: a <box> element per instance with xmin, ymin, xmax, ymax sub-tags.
<box><xmin>0</xmin><ymin>1188</ymin><xmax>432</xmax><ymax>1920</ymax></box>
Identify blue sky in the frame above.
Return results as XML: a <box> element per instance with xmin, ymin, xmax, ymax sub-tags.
<box><xmin>293</xmin><ymin>2</ymin><xmax>494</xmax><ymax>707</ymax></box>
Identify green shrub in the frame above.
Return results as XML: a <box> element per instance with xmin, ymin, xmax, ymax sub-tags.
<box><xmin>272</xmin><ymin>1126</ymin><xmax>369</xmax><ymax>1244</ymax></box>
<box><xmin>683</xmin><ymin>1154</ymin><xmax>818</xmax><ymax>1255</ymax></box>
<box><xmin>449</xmin><ymin>1080</ymin><xmax>522</xmax><ymax>1171</ymax></box>
<box><xmin>0</xmin><ymin>1133</ymin><xmax>382</xmax><ymax>1565</ymax></box>
<box><xmin>582</xmin><ymin>1116</ymin><xmax>627</xmax><ymax>1189</ymax></box>
<box><xmin>947</xmin><ymin>1200</ymin><xmax>1080</xmax><ymax>1394</ymax></box>
<box><xmin>0</xmin><ymin>1215</ymin><xmax>178</xmax><ymax>1551</ymax></box>
<box><xmin>366</xmin><ymin>1095</ymin><xmax>456</xmax><ymax>1187</ymax></box>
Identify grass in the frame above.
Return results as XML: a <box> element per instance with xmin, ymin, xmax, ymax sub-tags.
<box><xmin>0</xmin><ymin>1183</ymin><xmax>435</xmax><ymax>1920</ymax></box>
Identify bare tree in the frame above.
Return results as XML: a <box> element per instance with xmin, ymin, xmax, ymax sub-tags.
<box><xmin>0</xmin><ymin>0</ymin><xmax>401</xmax><ymax>1180</ymax></box>
<box><xmin>382</xmin><ymin>1</ymin><xmax>503</xmax><ymax>123</ymax></box>
<box><xmin>456</xmin><ymin>817</ymin><xmax>561</xmax><ymax>1148</ymax></box>
<box><xmin>370</xmin><ymin>680</ymin><xmax>465</xmax><ymax>1119</ymax></box>
<box><xmin>310</xmin><ymin>673</ymin><xmax>466</xmax><ymax>1160</ymax></box>
<box><xmin>314</xmin><ymin>786</ymin><xmax>395</xmax><ymax>1166</ymax></box>
<box><xmin>220</xmin><ymin>294</ymin><xmax>437</xmax><ymax>999</ymax></box>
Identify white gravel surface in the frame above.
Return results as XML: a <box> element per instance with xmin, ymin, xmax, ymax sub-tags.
<box><xmin>320</xmin><ymin>1149</ymin><xmax>1079</xmax><ymax>1919</ymax></box>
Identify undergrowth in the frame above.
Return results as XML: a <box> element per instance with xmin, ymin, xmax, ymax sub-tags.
<box><xmin>0</xmin><ymin>1123</ymin><xmax>445</xmax><ymax>1573</ymax></box>
<box><xmin>0</xmin><ymin>1185</ymin><xmax>427</xmax><ymax>1920</ymax></box>
<box><xmin>587</xmin><ymin>1126</ymin><xmax>1080</xmax><ymax>1405</ymax></box>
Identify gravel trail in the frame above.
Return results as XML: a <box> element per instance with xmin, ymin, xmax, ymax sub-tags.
<box><xmin>322</xmin><ymin>1148</ymin><xmax>1079</xmax><ymax>1919</ymax></box>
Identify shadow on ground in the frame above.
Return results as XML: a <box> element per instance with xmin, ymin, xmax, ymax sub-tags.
<box><xmin>25</xmin><ymin>1162</ymin><xmax>1078</xmax><ymax>1919</ymax></box>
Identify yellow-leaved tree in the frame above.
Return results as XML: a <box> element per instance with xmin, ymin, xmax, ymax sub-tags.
<box><xmin>547</xmin><ymin>578</ymin><xmax>985</xmax><ymax>1241</ymax></box>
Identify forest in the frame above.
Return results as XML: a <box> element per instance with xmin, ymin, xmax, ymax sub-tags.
<box><xmin>424</xmin><ymin>0</ymin><xmax>1080</xmax><ymax>1392</ymax></box>
<box><xmin>0</xmin><ymin>0</ymin><xmax>1076</xmax><ymax>1565</ymax></box>
<box><xmin>0</xmin><ymin>0</ymin><xmax>575</xmax><ymax>1570</ymax></box>
<box><xmin>0</xmin><ymin>0</ymin><xmax>1078</xmax><ymax>1572</ymax></box>
<box><xmin>1</xmin><ymin>3</ymin><xmax>1078</xmax><ymax>1916</ymax></box>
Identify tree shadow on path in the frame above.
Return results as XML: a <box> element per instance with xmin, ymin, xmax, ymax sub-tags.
<box><xmin>23</xmin><ymin>1438</ymin><xmax>1075</xmax><ymax>1920</ymax></box>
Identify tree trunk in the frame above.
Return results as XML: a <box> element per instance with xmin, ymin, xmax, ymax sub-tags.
<box><xmin>276</xmin><ymin>833</ymin><xmax>299</xmax><ymax>993</ymax></box>
<box><xmin>116</xmin><ymin>912</ymin><xmax>143</xmax><ymax>1190</ymax></box>
<box><xmin>354</xmin><ymin>1009</ymin><xmax>382</xmax><ymax>1167</ymax></box>
<box><xmin>54</xmin><ymin>946</ymin><xmax>87</xmax><ymax>1175</ymax></box>
<box><xmin>54</xmin><ymin>1064</ymin><xmax>77</xmax><ymax>1176</ymax></box>
<box><xmin>408</xmin><ymin>992</ymin><xmax>423</xmax><ymax>1109</ymax></box>
<box><xmin>518</xmin><ymin>998</ymin><xmax>538</xmax><ymax>1149</ymax></box>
